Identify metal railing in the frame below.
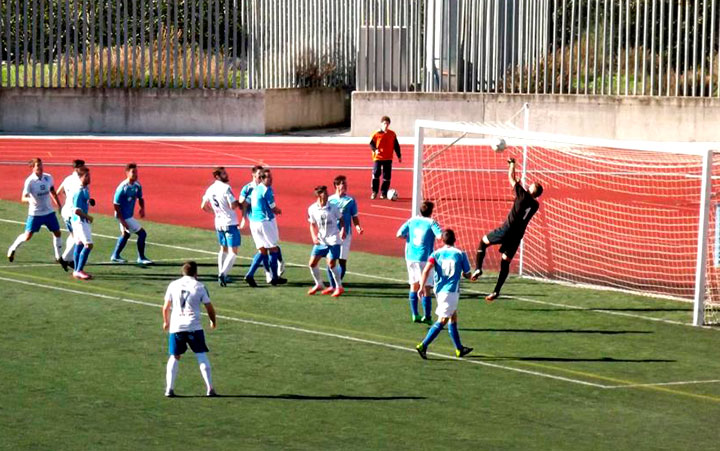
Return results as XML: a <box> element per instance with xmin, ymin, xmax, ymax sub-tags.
<box><xmin>1</xmin><ymin>0</ymin><xmax>718</xmax><ymax>97</ymax></box>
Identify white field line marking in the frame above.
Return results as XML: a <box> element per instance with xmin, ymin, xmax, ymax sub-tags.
<box><xmin>0</xmin><ymin>218</ymin><xmax>707</xmax><ymax>331</ymax></box>
<box><xmin>0</xmin><ymin>134</ymin><xmax>426</xmax><ymax>145</ymax></box>
<box><xmin>0</xmin><ymin>256</ymin><xmax>216</xmax><ymax>269</ymax></box>
<box><xmin>606</xmin><ymin>379</ymin><xmax>720</xmax><ymax>389</ymax></box>
<box><xmin>0</xmin><ymin>274</ymin><xmax>609</xmax><ymax>389</ymax></box>
<box><xmin>371</xmin><ymin>204</ymin><xmax>413</xmax><ymax>212</ymax></box>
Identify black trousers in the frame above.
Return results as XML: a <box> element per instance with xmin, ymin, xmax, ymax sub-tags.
<box><xmin>371</xmin><ymin>160</ymin><xmax>393</xmax><ymax>195</ymax></box>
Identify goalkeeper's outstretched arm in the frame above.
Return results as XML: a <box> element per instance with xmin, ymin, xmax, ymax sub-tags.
<box><xmin>507</xmin><ymin>158</ymin><xmax>518</xmax><ymax>187</ymax></box>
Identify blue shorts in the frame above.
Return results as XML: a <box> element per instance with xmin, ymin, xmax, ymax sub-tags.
<box><xmin>168</xmin><ymin>330</ymin><xmax>210</xmax><ymax>356</ymax></box>
<box><xmin>25</xmin><ymin>212</ymin><xmax>61</xmax><ymax>233</ymax></box>
<box><xmin>64</xmin><ymin>218</ymin><xmax>73</xmax><ymax>233</ymax></box>
<box><xmin>216</xmin><ymin>226</ymin><xmax>241</xmax><ymax>248</ymax></box>
<box><xmin>311</xmin><ymin>244</ymin><xmax>341</xmax><ymax>260</ymax></box>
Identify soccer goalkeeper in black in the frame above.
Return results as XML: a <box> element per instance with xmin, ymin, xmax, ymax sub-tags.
<box><xmin>471</xmin><ymin>157</ymin><xmax>543</xmax><ymax>301</ymax></box>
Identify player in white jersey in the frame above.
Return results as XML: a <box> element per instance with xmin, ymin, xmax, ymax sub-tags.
<box><xmin>326</xmin><ymin>175</ymin><xmax>363</xmax><ymax>290</ymax></box>
<box><xmin>56</xmin><ymin>159</ymin><xmax>87</xmax><ymax>268</ymax></box>
<box><xmin>307</xmin><ymin>185</ymin><xmax>346</xmax><ymax>297</ymax></box>
<box><xmin>201</xmin><ymin>167</ymin><xmax>242</xmax><ymax>287</ymax></box>
<box><xmin>7</xmin><ymin>158</ymin><xmax>65</xmax><ymax>268</ymax></box>
<box><xmin>162</xmin><ymin>261</ymin><xmax>218</xmax><ymax>397</ymax></box>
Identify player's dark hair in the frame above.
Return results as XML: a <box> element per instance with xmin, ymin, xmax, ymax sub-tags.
<box><xmin>77</xmin><ymin>166</ymin><xmax>90</xmax><ymax>176</ymax></box>
<box><xmin>381</xmin><ymin>115</ymin><xmax>391</xmax><ymax>124</ymax></box>
<box><xmin>314</xmin><ymin>185</ymin><xmax>327</xmax><ymax>196</ymax></box>
<box><xmin>260</xmin><ymin>169</ymin><xmax>272</xmax><ymax>180</ymax></box>
<box><xmin>29</xmin><ymin>157</ymin><xmax>42</xmax><ymax>167</ymax></box>
<box><xmin>182</xmin><ymin>261</ymin><xmax>198</xmax><ymax>277</ymax></box>
<box><xmin>212</xmin><ymin>166</ymin><xmax>225</xmax><ymax>179</ymax></box>
<box><xmin>442</xmin><ymin>229</ymin><xmax>456</xmax><ymax>246</ymax></box>
<box><xmin>333</xmin><ymin>175</ymin><xmax>347</xmax><ymax>186</ymax></box>
<box><xmin>532</xmin><ymin>183</ymin><xmax>544</xmax><ymax>198</ymax></box>
<box><xmin>420</xmin><ymin>201</ymin><xmax>434</xmax><ymax>217</ymax></box>
<box><xmin>72</xmin><ymin>159</ymin><xmax>85</xmax><ymax>168</ymax></box>
<box><xmin>252</xmin><ymin>165</ymin><xmax>264</xmax><ymax>174</ymax></box>
<box><xmin>125</xmin><ymin>162</ymin><xmax>137</xmax><ymax>171</ymax></box>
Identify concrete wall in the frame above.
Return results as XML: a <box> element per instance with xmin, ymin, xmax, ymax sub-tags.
<box><xmin>0</xmin><ymin>87</ymin><xmax>348</xmax><ymax>135</ymax></box>
<box><xmin>352</xmin><ymin>92</ymin><xmax>720</xmax><ymax>141</ymax></box>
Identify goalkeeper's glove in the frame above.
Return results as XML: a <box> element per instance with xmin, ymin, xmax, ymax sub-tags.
<box><xmin>508</xmin><ymin>158</ymin><xmax>516</xmax><ymax>165</ymax></box>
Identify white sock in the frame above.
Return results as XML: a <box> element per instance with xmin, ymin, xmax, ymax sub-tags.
<box><xmin>220</xmin><ymin>252</ymin><xmax>237</xmax><ymax>277</ymax></box>
<box><xmin>166</xmin><ymin>356</ymin><xmax>179</xmax><ymax>393</ymax></box>
<box><xmin>217</xmin><ymin>250</ymin><xmax>226</xmax><ymax>274</ymax></box>
<box><xmin>330</xmin><ymin>265</ymin><xmax>343</xmax><ymax>288</ymax></box>
<box><xmin>62</xmin><ymin>235</ymin><xmax>75</xmax><ymax>261</ymax></box>
<box><xmin>310</xmin><ymin>266</ymin><xmax>323</xmax><ymax>287</ymax></box>
<box><xmin>196</xmin><ymin>353</ymin><xmax>213</xmax><ymax>392</ymax></box>
<box><xmin>9</xmin><ymin>234</ymin><xmax>26</xmax><ymax>253</ymax></box>
<box><xmin>53</xmin><ymin>236</ymin><xmax>62</xmax><ymax>260</ymax></box>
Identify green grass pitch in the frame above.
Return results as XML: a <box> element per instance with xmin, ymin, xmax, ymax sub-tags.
<box><xmin>1</xmin><ymin>199</ymin><xmax>720</xmax><ymax>450</ymax></box>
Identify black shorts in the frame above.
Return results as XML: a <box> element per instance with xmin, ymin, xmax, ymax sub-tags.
<box><xmin>486</xmin><ymin>224</ymin><xmax>523</xmax><ymax>260</ymax></box>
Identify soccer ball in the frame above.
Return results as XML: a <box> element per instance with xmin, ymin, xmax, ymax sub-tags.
<box><xmin>387</xmin><ymin>189</ymin><xmax>399</xmax><ymax>201</ymax></box>
<box><xmin>490</xmin><ymin>137</ymin><xmax>507</xmax><ymax>152</ymax></box>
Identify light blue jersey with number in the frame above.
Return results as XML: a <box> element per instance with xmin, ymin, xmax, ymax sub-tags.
<box><xmin>72</xmin><ymin>186</ymin><xmax>90</xmax><ymax>222</ymax></box>
<box><xmin>249</xmin><ymin>183</ymin><xmax>275</xmax><ymax>222</ymax></box>
<box><xmin>329</xmin><ymin>193</ymin><xmax>358</xmax><ymax>236</ymax></box>
<box><xmin>429</xmin><ymin>246</ymin><xmax>470</xmax><ymax>293</ymax></box>
<box><xmin>113</xmin><ymin>180</ymin><xmax>143</xmax><ymax>219</ymax></box>
<box><xmin>396</xmin><ymin>216</ymin><xmax>442</xmax><ymax>262</ymax></box>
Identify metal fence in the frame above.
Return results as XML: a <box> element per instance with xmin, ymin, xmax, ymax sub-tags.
<box><xmin>1</xmin><ymin>0</ymin><xmax>718</xmax><ymax>97</ymax></box>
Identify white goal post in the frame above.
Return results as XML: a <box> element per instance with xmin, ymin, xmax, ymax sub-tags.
<box><xmin>413</xmin><ymin>118</ymin><xmax>718</xmax><ymax>326</ymax></box>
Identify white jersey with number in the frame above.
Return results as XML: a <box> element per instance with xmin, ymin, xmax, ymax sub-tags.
<box><xmin>60</xmin><ymin>172</ymin><xmax>82</xmax><ymax>220</ymax></box>
<box><xmin>202</xmin><ymin>180</ymin><xmax>239</xmax><ymax>229</ymax></box>
<box><xmin>23</xmin><ymin>172</ymin><xmax>55</xmax><ymax>216</ymax></box>
<box><xmin>165</xmin><ymin>276</ymin><xmax>211</xmax><ymax>333</ymax></box>
<box><xmin>307</xmin><ymin>202</ymin><xmax>343</xmax><ymax>246</ymax></box>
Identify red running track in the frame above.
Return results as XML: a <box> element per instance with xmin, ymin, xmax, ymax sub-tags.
<box><xmin>0</xmin><ymin>139</ymin><xmax>413</xmax><ymax>257</ymax></box>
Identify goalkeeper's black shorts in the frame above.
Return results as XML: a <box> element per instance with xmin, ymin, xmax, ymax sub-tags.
<box><xmin>486</xmin><ymin>224</ymin><xmax>524</xmax><ymax>260</ymax></box>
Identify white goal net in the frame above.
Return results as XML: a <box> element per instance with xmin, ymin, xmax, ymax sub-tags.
<box><xmin>413</xmin><ymin>119</ymin><xmax>720</xmax><ymax>326</ymax></box>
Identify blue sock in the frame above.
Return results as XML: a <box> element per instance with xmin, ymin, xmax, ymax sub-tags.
<box><xmin>136</xmin><ymin>229</ymin><xmax>147</xmax><ymax>259</ymax></box>
<box><xmin>247</xmin><ymin>253</ymin><xmax>264</xmax><ymax>277</ymax></box>
<box><xmin>448</xmin><ymin>323</ymin><xmax>463</xmax><ymax>350</ymax></box>
<box><xmin>422</xmin><ymin>296</ymin><xmax>432</xmax><ymax>318</ymax></box>
<box><xmin>74</xmin><ymin>242</ymin><xmax>85</xmax><ymax>270</ymax></box>
<box><xmin>421</xmin><ymin>322</ymin><xmax>444</xmax><ymax>348</ymax></box>
<box><xmin>77</xmin><ymin>246</ymin><xmax>92</xmax><ymax>272</ymax></box>
<box><xmin>340</xmin><ymin>261</ymin><xmax>346</xmax><ymax>279</ymax></box>
<box><xmin>269</xmin><ymin>252</ymin><xmax>279</xmax><ymax>278</ymax></box>
<box><xmin>409</xmin><ymin>292</ymin><xmax>419</xmax><ymax>317</ymax></box>
<box><xmin>262</xmin><ymin>256</ymin><xmax>270</xmax><ymax>272</ymax></box>
<box><xmin>276</xmin><ymin>246</ymin><xmax>283</xmax><ymax>262</ymax></box>
<box><xmin>327</xmin><ymin>266</ymin><xmax>336</xmax><ymax>288</ymax></box>
<box><xmin>112</xmin><ymin>233</ymin><xmax>130</xmax><ymax>258</ymax></box>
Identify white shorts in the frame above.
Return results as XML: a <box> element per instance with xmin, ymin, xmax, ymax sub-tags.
<box><xmin>339</xmin><ymin>234</ymin><xmax>352</xmax><ymax>259</ymax></box>
<box><xmin>72</xmin><ymin>220</ymin><xmax>93</xmax><ymax>245</ymax></box>
<box><xmin>250</xmin><ymin>219</ymin><xmax>280</xmax><ymax>249</ymax></box>
<box><xmin>118</xmin><ymin>217</ymin><xmax>142</xmax><ymax>234</ymax></box>
<box><xmin>406</xmin><ymin>261</ymin><xmax>434</xmax><ymax>286</ymax></box>
<box><xmin>435</xmin><ymin>291</ymin><xmax>460</xmax><ymax>318</ymax></box>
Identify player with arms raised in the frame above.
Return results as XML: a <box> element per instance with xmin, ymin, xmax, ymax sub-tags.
<box><xmin>307</xmin><ymin>185</ymin><xmax>346</xmax><ymax>297</ymax></box>
<box><xmin>397</xmin><ymin>201</ymin><xmax>442</xmax><ymax>323</ymax></box>
<box><xmin>415</xmin><ymin>229</ymin><xmax>473</xmax><ymax>359</ymax></box>
<box><xmin>472</xmin><ymin>158</ymin><xmax>543</xmax><ymax>301</ymax></box>
<box><xmin>201</xmin><ymin>167</ymin><xmax>242</xmax><ymax>287</ymax></box>
<box><xmin>7</xmin><ymin>158</ymin><xmax>65</xmax><ymax>268</ymax></box>
<box><xmin>110</xmin><ymin>163</ymin><xmax>152</xmax><ymax>265</ymax></box>
<box><xmin>162</xmin><ymin>261</ymin><xmax>217</xmax><ymax>398</ymax></box>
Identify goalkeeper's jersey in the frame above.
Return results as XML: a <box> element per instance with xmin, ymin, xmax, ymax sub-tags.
<box><xmin>505</xmin><ymin>183</ymin><xmax>539</xmax><ymax>233</ymax></box>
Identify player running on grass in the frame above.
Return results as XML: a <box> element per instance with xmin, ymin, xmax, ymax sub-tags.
<box><xmin>307</xmin><ymin>185</ymin><xmax>346</xmax><ymax>297</ymax></box>
<box><xmin>70</xmin><ymin>167</ymin><xmax>94</xmax><ymax>280</ymax></box>
<box><xmin>326</xmin><ymin>175</ymin><xmax>363</xmax><ymax>289</ymax></box>
<box><xmin>239</xmin><ymin>165</ymin><xmax>285</xmax><ymax>283</ymax></box>
<box><xmin>162</xmin><ymin>261</ymin><xmax>218</xmax><ymax>398</ymax></box>
<box><xmin>110</xmin><ymin>163</ymin><xmax>153</xmax><ymax>265</ymax></box>
<box><xmin>56</xmin><ymin>159</ymin><xmax>87</xmax><ymax>269</ymax></box>
<box><xmin>201</xmin><ymin>167</ymin><xmax>242</xmax><ymax>287</ymax></box>
<box><xmin>416</xmin><ymin>229</ymin><xmax>473</xmax><ymax>360</ymax></box>
<box><xmin>7</xmin><ymin>158</ymin><xmax>66</xmax><ymax>269</ymax></box>
<box><xmin>471</xmin><ymin>157</ymin><xmax>543</xmax><ymax>301</ymax></box>
<box><xmin>397</xmin><ymin>201</ymin><xmax>442</xmax><ymax>324</ymax></box>
<box><xmin>243</xmin><ymin>168</ymin><xmax>287</xmax><ymax>287</ymax></box>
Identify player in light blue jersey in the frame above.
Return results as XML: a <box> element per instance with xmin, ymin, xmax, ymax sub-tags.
<box><xmin>70</xmin><ymin>167</ymin><xmax>94</xmax><ymax>280</ymax></box>
<box><xmin>397</xmin><ymin>201</ymin><xmax>442</xmax><ymax>324</ymax></box>
<box><xmin>415</xmin><ymin>229</ymin><xmax>473</xmax><ymax>359</ymax></box>
<box><xmin>238</xmin><ymin>165</ymin><xmax>285</xmax><ymax>283</ymax></box>
<box><xmin>243</xmin><ymin>168</ymin><xmax>287</xmax><ymax>287</ymax></box>
<box><xmin>110</xmin><ymin>163</ymin><xmax>152</xmax><ymax>265</ymax></box>
<box><xmin>326</xmin><ymin>175</ymin><xmax>363</xmax><ymax>289</ymax></box>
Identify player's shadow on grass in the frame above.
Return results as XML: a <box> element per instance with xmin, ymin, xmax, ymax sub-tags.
<box><xmin>518</xmin><ymin>307</ymin><xmax>691</xmax><ymax>313</ymax></box>
<box><xmin>471</xmin><ymin>355</ymin><xmax>675</xmax><ymax>363</ymax></box>
<box><xmin>167</xmin><ymin>393</ymin><xmax>426</xmax><ymax>401</ymax></box>
<box><xmin>459</xmin><ymin>328</ymin><xmax>652</xmax><ymax>335</ymax></box>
